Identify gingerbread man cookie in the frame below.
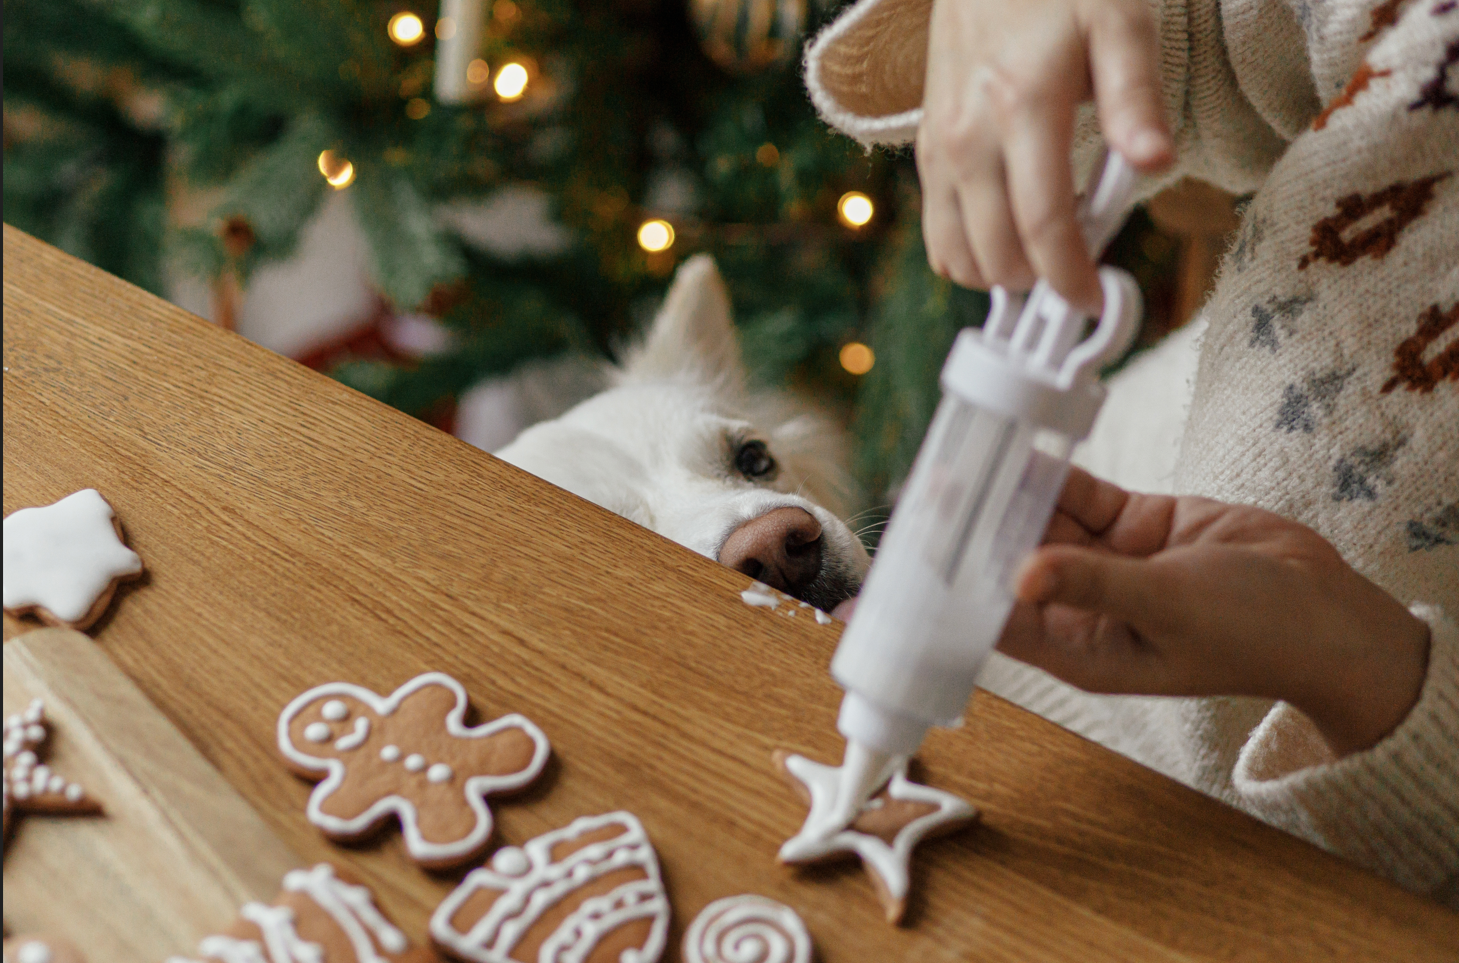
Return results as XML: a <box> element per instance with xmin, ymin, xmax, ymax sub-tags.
<box><xmin>4</xmin><ymin>699</ymin><xmax>102</xmax><ymax>846</ymax></box>
<box><xmin>2</xmin><ymin>936</ymin><xmax>87</xmax><ymax>963</ymax></box>
<box><xmin>431</xmin><ymin>811</ymin><xmax>670</xmax><ymax>963</ymax></box>
<box><xmin>683</xmin><ymin>895</ymin><xmax>812</xmax><ymax>963</ymax></box>
<box><xmin>278</xmin><ymin>672</ymin><xmax>550</xmax><ymax>869</ymax></box>
<box><xmin>165</xmin><ymin>862</ymin><xmax>435</xmax><ymax>963</ymax></box>
<box><xmin>3</xmin><ymin>489</ymin><xmax>144</xmax><ymax>631</ymax></box>
<box><xmin>774</xmin><ymin>750</ymin><xmax>977</xmax><ymax>924</ymax></box>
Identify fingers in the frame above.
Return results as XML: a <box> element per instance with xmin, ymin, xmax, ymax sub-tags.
<box><xmin>993</xmin><ymin>66</ymin><xmax>1103</xmax><ymax>311</ymax></box>
<box><xmin>921</xmin><ymin>179</ymin><xmax>985</xmax><ymax>288</ymax></box>
<box><xmin>1087</xmin><ymin>2</ymin><xmax>1173</xmax><ymax>171</ymax></box>
<box><xmin>1014</xmin><ymin>544</ymin><xmax>1183</xmax><ymax>632</ymax></box>
<box><xmin>1054</xmin><ymin>466</ymin><xmax>1130</xmax><ymax>536</ymax></box>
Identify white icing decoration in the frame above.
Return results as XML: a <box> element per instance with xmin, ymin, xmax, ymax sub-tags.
<box><xmin>239</xmin><ymin>903</ymin><xmax>320</xmax><ymax>963</ymax></box>
<box><xmin>185</xmin><ymin>864</ymin><xmax>407</xmax><ymax>963</ymax></box>
<box><xmin>16</xmin><ymin>940</ymin><xmax>53</xmax><ymax>963</ymax></box>
<box><xmin>740</xmin><ymin>587</ymin><xmax>780</xmax><ymax>609</ymax></box>
<box><xmin>379</xmin><ymin>744</ymin><xmax>401</xmax><ymax>762</ymax></box>
<box><xmin>321</xmin><ymin>700</ymin><xmax>349</xmax><ymax>721</ymax></box>
<box><xmin>814</xmin><ymin>609</ymin><xmax>833</xmax><ymax>625</ymax></box>
<box><xmin>333</xmin><ymin>717</ymin><xmax>370</xmax><ymax>751</ymax></box>
<box><xmin>430</xmin><ymin>811</ymin><xmax>670</xmax><ymax>963</ymax></box>
<box><xmin>2</xmin><ymin>699</ymin><xmax>96</xmax><ymax>822</ymax></box>
<box><xmin>683</xmin><ymin>895</ymin><xmax>812</xmax><ymax>963</ymax></box>
<box><xmin>2</xmin><ymin>489</ymin><xmax>144</xmax><ymax>623</ymax></box>
<box><xmin>275</xmin><ymin>673</ymin><xmax>551</xmax><ymax>865</ymax></box>
<box><xmin>427</xmin><ymin>762</ymin><xmax>453</xmax><ymax>783</ymax></box>
<box><xmin>404</xmin><ymin>753</ymin><xmax>426</xmax><ymax>772</ymax></box>
<box><xmin>283</xmin><ymin>863</ymin><xmax>410</xmax><ymax>959</ymax></box>
<box><xmin>777</xmin><ymin>754</ymin><xmax>977</xmax><ymax>910</ymax></box>
<box><xmin>490</xmin><ymin>846</ymin><xmax>530</xmax><ymax>876</ymax></box>
<box><xmin>25</xmin><ymin>725</ymin><xmax>46</xmax><ymax>743</ymax></box>
<box><xmin>65</xmin><ymin>783</ymin><xmax>84</xmax><ymax>801</ymax></box>
<box><xmin>303</xmin><ymin>722</ymin><xmax>332</xmax><ymax>743</ymax></box>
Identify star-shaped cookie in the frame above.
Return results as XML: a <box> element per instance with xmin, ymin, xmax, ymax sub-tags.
<box><xmin>3</xmin><ymin>489</ymin><xmax>144</xmax><ymax>630</ymax></box>
<box><xmin>3</xmin><ymin>699</ymin><xmax>103</xmax><ymax>847</ymax></box>
<box><xmin>774</xmin><ymin>750</ymin><xmax>977</xmax><ymax>924</ymax></box>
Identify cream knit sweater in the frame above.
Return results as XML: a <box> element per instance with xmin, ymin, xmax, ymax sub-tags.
<box><xmin>804</xmin><ymin>0</ymin><xmax>1459</xmax><ymax>906</ymax></box>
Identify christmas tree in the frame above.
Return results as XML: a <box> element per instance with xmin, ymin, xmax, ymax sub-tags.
<box><xmin>4</xmin><ymin>0</ymin><xmax>1180</xmax><ymax>505</ymax></box>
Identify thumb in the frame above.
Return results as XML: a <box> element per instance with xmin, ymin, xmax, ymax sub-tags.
<box><xmin>1015</xmin><ymin>544</ymin><xmax>1178</xmax><ymax>628</ymax></box>
<box><xmin>1086</xmin><ymin>6</ymin><xmax>1172</xmax><ymax>171</ymax></box>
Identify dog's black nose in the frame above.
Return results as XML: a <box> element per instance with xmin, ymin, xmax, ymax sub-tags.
<box><xmin>719</xmin><ymin>507</ymin><xmax>823</xmax><ymax>597</ymax></box>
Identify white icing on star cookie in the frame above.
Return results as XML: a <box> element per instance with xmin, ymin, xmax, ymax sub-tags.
<box><xmin>3</xmin><ymin>489</ymin><xmax>144</xmax><ymax>630</ymax></box>
<box><xmin>431</xmin><ymin>811</ymin><xmax>670</xmax><ymax>963</ymax></box>
<box><xmin>775</xmin><ymin>751</ymin><xmax>977</xmax><ymax>924</ymax></box>
<box><xmin>683</xmin><ymin>895</ymin><xmax>812</xmax><ymax>963</ymax></box>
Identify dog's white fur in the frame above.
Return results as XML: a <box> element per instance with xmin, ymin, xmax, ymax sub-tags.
<box><xmin>495</xmin><ymin>255</ymin><xmax>871</xmax><ymax>609</ymax></box>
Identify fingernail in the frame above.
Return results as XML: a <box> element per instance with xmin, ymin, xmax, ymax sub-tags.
<box><xmin>1129</xmin><ymin>129</ymin><xmax>1170</xmax><ymax>162</ymax></box>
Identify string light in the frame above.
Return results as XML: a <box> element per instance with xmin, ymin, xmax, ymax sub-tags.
<box><xmin>387</xmin><ymin>12</ymin><xmax>425</xmax><ymax>46</ymax></box>
<box><xmin>494</xmin><ymin>61</ymin><xmax>529</xmax><ymax>100</ymax></box>
<box><xmin>317</xmin><ymin>150</ymin><xmax>355</xmax><ymax>189</ymax></box>
<box><xmin>839</xmin><ymin>342</ymin><xmax>875</xmax><ymax>375</ymax></box>
<box><xmin>637</xmin><ymin>219</ymin><xmax>675</xmax><ymax>253</ymax></box>
<box><xmin>837</xmin><ymin>191</ymin><xmax>874</xmax><ymax>228</ymax></box>
<box><xmin>405</xmin><ymin>97</ymin><xmax>431</xmax><ymax>120</ymax></box>
<box><xmin>466</xmin><ymin>58</ymin><xmax>490</xmax><ymax>85</ymax></box>
<box><xmin>435</xmin><ymin>16</ymin><xmax>456</xmax><ymax>39</ymax></box>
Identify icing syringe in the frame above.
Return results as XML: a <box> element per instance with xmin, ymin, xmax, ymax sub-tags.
<box><xmin>823</xmin><ymin>149</ymin><xmax>1144</xmax><ymax>823</ymax></box>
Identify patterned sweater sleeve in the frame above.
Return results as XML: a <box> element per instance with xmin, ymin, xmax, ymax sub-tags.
<box><xmin>1172</xmin><ymin>0</ymin><xmax>1459</xmax><ymax>901</ymax></box>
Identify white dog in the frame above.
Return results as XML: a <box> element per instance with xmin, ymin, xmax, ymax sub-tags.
<box><xmin>495</xmin><ymin>255</ymin><xmax>871</xmax><ymax>612</ymax></box>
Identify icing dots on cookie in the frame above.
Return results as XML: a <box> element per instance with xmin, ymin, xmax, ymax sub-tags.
<box><xmin>683</xmin><ymin>895</ymin><xmax>812</xmax><ymax>963</ymax></box>
<box><xmin>431</xmin><ymin>811</ymin><xmax>669</xmax><ymax>963</ymax></box>
<box><xmin>276</xmin><ymin>672</ymin><xmax>550</xmax><ymax>869</ymax></box>
<box><xmin>3</xmin><ymin>699</ymin><xmax>103</xmax><ymax>845</ymax></box>
<box><xmin>3</xmin><ymin>489</ymin><xmax>144</xmax><ymax>631</ymax></box>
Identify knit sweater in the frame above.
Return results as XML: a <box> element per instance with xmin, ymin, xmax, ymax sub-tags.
<box><xmin>803</xmin><ymin>0</ymin><xmax>1459</xmax><ymax>906</ymax></box>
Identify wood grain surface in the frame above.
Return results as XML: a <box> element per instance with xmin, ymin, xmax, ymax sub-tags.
<box><xmin>3</xmin><ymin>629</ymin><xmax>300</xmax><ymax>957</ymax></box>
<box><xmin>4</xmin><ymin>224</ymin><xmax>1455</xmax><ymax>960</ymax></box>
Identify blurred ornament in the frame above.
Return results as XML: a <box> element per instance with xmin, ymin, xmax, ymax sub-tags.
<box><xmin>494</xmin><ymin>62</ymin><xmax>529</xmax><ymax>101</ymax></box>
<box><xmin>317</xmin><ymin>150</ymin><xmax>355</xmax><ymax>189</ymax></box>
<box><xmin>690</xmin><ymin>0</ymin><xmax>806</xmax><ymax>74</ymax></box>
<box><xmin>837</xmin><ymin>191</ymin><xmax>873</xmax><ymax>228</ymax></box>
<box><xmin>388</xmin><ymin>11</ymin><xmax>426</xmax><ymax>46</ymax></box>
<box><xmin>637</xmin><ymin>219</ymin><xmax>675</xmax><ymax>253</ymax></box>
<box><xmin>435</xmin><ymin>0</ymin><xmax>490</xmax><ymax>104</ymax></box>
<box><xmin>839</xmin><ymin>341</ymin><xmax>874</xmax><ymax>374</ymax></box>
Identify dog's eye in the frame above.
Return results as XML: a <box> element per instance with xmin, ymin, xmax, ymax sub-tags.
<box><xmin>734</xmin><ymin>440</ymin><xmax>777</xmax><ymax>479</ymax></box>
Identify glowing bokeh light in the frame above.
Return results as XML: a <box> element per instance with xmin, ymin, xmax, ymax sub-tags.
<box><xmin>837</xmin><ymin>191</ymin><xmax>874</xmax><ymax>228</ymax></box>
<box><xmin>494</xmin><ymin>62</ymin><xmax>528</xmax><ymax>100</ymax></box>
<box><xmin>388</xmin><ymin>12</ymin><xmax>425</xmax><ymax>46</ymax></box>
<box><xmin>839</xmin><ymin>341</ymin><xmax>875</xmax><ymax>375</ymax></box>
<box><xmin>637</xmin><ymin>219</ymin><xmax>675</xmax><ymax>253</ymax></box>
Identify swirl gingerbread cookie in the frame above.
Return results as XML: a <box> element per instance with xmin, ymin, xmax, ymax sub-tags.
<box><xmin>3</xmin><ymin>489</ymin><xmax>144</xmax><ymax>631</ymax></box>
<box><xmin>430</xmin><ymin>811</ymin><xmax>670</xmax><ymax>963</ymax></box>
<box><xmin>168</xmin><ymin>862</ymin><xmax>434</xmax><ymax>963</ymax></box>
<box><xmin>683</xmin><ymin>895</ymin><xmax>812</xmax><ymax>963</ymax></box>
<box><xmin>277</xmin><ymin>672</ymin><xmax>550</xmax><ymax>869</ymax></box>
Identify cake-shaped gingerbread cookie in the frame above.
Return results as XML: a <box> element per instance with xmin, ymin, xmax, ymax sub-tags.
<box><xmin>277</xmin><ymin>672</ymin><xmax>550</xmax><ymax>869</ymax></box>
<box><xmin>431</xmin><ymin>811</ymin><xmax>670</xmax><ymax>963</ymax></box>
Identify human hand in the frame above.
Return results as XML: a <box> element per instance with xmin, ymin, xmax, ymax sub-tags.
<box><xmin>997</xmin><ymin>468</ymin><xmax>1432</xmax><ymax>756</ymax></box>
<box><xmin>917</xmin><ymin>0</ymin><xmax>1173</xmax><ymax>311</ymax></box>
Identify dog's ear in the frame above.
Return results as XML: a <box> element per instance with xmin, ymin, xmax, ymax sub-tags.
<box><xmin>621</xmin><ymin>255</ymin><xmax>744</xmax><ymax>386</ymax></box>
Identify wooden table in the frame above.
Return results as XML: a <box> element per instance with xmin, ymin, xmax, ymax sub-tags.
<box><xmin>4</xmin><ymin>225</ymin><xmax>1454</xmax><ymax>960</ymax></box>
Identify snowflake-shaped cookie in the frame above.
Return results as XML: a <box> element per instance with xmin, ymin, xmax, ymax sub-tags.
<box><xmin>3</xmin><ymin>489</ymin><xmax>144</xmax><ymax>630</ymax></box>
<box><xmin>774</xmin><ymin>750</ymin><xmax>977</xmax><ymax>924</ymax></box>
<box><xmin>4</xmin><ymin>699</ymin><xmax>102</xmax><ymax>846</ymax></box>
